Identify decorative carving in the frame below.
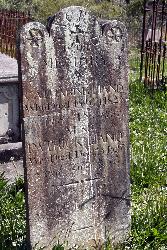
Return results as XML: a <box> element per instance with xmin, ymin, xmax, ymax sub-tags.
<box><xmin>27</xmin><ymin>28</ymin><xmax>44</xmax><ymax>46</ymax></box>
<box><xmin>19</xmin><ymin>6</ymin><xmax>130</xmax><ymax>250</ymax></box>
<box><xmin>107</xmin><ymin>27</ymin><xmax>123</xmax><ymax>42</ymax></box>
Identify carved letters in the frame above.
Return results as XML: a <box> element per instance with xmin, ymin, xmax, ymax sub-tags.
<box><xmin>19</xmin><ymin>6</ymin><xmax>130</xmax><ymax>250</ymax></box>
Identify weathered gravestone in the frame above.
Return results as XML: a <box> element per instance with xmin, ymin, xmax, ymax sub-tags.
<box><xmin>19</xmin><ymin>6</ymin><xmax>130</xmax><ymax>249</ymax></box>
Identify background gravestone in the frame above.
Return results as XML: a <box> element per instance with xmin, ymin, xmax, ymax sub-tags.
<box><xmin>19</xmin><ymin>6</ymin><xmax>130</xmax><ymax>249</ymax></box>
<box><xmin>0</xmin><ymin>53</ymin><xmax>19</xmax><ymax>143</ymax></box>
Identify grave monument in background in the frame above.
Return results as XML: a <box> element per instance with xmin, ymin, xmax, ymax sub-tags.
<box><xmin>19</xmin><ymin>6</ymin><xmax>130</xmax><ymax>249</ymax></box>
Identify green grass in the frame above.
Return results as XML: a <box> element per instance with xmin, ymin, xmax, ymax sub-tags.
<box><xmin>0</xmin><ymin>53</ymin><xmax>166</xmax><ymax>249</ymax></box>
<box><xmin>125</xmin><ymin>56</ymin><xmax>167</xmax><ymax>250</ymax></box>
<box><xmin>0</xmin><ymin>175</ymin><xmax>26</xmax><ymax>250</ymax></box>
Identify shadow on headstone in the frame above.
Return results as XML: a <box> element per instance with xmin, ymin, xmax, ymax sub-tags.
<box><xmin>19</xmin><ymin>6</ymin><xmax>130</xmax><ymax>250</ymax></box>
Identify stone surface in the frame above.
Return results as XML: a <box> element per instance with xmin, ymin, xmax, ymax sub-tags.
<box><xmin>0</xmin><ymin>159</ymin><xmax>23</xmax><ymax>183</ymax></box>
<box><xmin>0</xmin><ymin>142</ymin><xmax>23</xmax><ymax>184</ymax></box>
<box><xmin>0</xmin><ymin>53</ymin><xmax>20</xmax><ymax>143</ymax></box>
<box><xmin>0</xmin><ymin>53</ymin><xmax>18</xmax><ymax>81</ymax></box>
<box><xmin>0</xmin><ymin>83</ymin><xmax>20</xmax><ymax>142</ymax></box>
<box><xmin>0</xmin><ymin>54</ymin><xmax>22</xmax><ymax>183</ymax></box>
<box><xmin>19</xmin><ymin>6</ymin><xmax>130</xmax><ymax>249</ymax></box>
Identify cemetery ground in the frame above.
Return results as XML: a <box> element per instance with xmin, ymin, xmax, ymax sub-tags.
<box><xmin>0</xmin><ymin>53</ymin><xmax>167</xmax><ymax>250</ymax></box>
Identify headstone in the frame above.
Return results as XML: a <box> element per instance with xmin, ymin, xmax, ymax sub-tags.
<box><xmin>19</xmin><ymin>6</ymin><xmax>130</xmax><ymax>249</ymax></box>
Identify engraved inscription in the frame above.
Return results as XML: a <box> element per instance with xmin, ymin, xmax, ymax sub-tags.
<box><xmin>19</xmin><ymin>6</ymin><xmax>130</xmax><ymax>250</ymax></box>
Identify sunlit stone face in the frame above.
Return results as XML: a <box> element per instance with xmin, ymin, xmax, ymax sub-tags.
<box><xmin>19</xmin><ymin>6</ymin><xmax>130</xmax><ymax>250</ymax></box>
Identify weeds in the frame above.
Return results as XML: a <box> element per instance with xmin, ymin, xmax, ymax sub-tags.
<box><xmin>127</xmin><ymin>55</ymin><xmax>167</xmax><ymax>249</ymax></box>
<box><xmin>0</xmin><ymin>53</ymin><xmax>166</xmax><ymax>249</ymax></box>
<box><xmin>0</xmin><ymin>175</ymin><xmax>26</xmax><ymax>250</ymax></box>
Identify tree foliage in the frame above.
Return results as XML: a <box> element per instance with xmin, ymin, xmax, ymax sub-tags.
<box><xmin>0</xmin><ymin>0</ymin><xmax>127</xmax><ymax>22</ymax></box>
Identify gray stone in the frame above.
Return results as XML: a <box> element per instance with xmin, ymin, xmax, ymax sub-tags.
<box><xmin>0</xmin><ymin>54</ymin><xmax>22</xmax><ymax>183</ymax></box>
<box><xmin>0</xmin><ymin>53</ymin><xmax>20</xmax><ymax>143</ymax></box>
<box><xmin>0</xmin><ymin>83</ymin><xmax>20</xmax><ymax>142</ymax></box>
<box><xmin>0</xmin><ymin>53</ymin><xmax>18</xmax><ymax>81</ymax></box>
<box><xmin>0</xmin><ymin>159</ymin><xmax>23</xmax><ymax>183</ymax></box>
<box><xmin>0</xmin><ymin>142</ymin><xmax>23</xmax><ymax>184</ymax></box>
<box><xmin>19</xmin><ymin>6</ymin><xmax>130</xmax><ymax>249</ymax></box>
